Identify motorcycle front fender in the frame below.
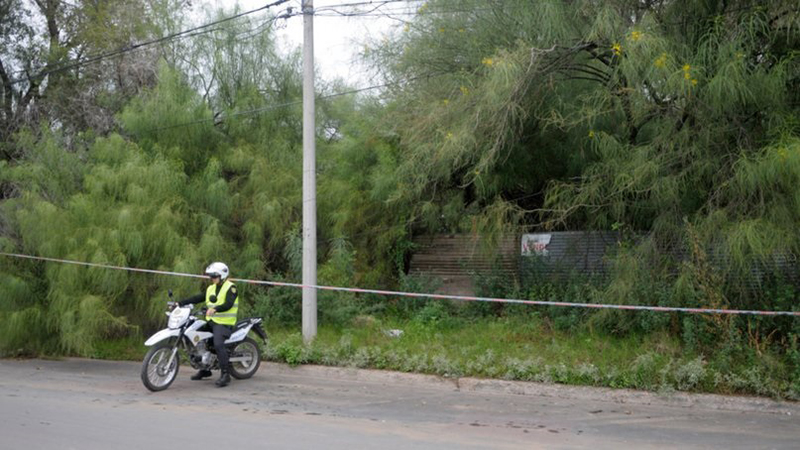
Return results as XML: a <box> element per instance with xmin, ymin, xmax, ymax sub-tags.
<box><xmin>144</xmin><ymin>328</ymin><xmax>181</xmax><ymax>346</ymax></box>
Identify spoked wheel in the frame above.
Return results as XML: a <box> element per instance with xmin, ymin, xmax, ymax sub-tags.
<box><xmin>229</xmin><ymin>337</ymin><xmax>261</xmax><ymax>380</ymax></box>
<box><xmin>141</xmin><ymin>341</ymin><xmax>180</xmax><ymax>392</ymax></box>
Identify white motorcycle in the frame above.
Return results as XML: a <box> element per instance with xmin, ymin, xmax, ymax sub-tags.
<box><xmin>141</xmin><ymin>290</ymin><xmax>268</xmax><ymax>392</ymax></box>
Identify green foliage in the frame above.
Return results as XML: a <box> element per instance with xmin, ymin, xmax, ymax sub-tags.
<box><xmin>368</xmin><ymin>0</ymin><xmax>800</xmax><ymax>346</ymax></box>
<box><xmin>0</xmin><ymin>0</ymin><xmax>159</xmax><ymax>151</ymax></box>
<box><xmin>412</xmin><ymin>300</ymin><xmax>457</xmax><ymax>327</ymax></box>
<box><xmin>272</xmin><ymin>333</ymin><xmax>309</xmax><ymax>367</ymax></box>
<box><xmin>1</xmin><ymin>1</ymin><xmax>799</xmax><ymax>397</ymax></box>
<box><xmin>2</xmin><ymin>6</ymin><xmax>335</xmax><ymax>354</ymax></box>
<box><xmin>251</xmin><ymin>284</ymin><xmax>302</xmax><ymax>327</ymax></box>
<box><xmin>2</xmin><ymin>131</ymin><xmax>199</xmax><ymax>354</ymax></box>
<box><xmin>4</xmin><ymin>130</ymin><xmax>86</xmax><ymax>203</ymax></box>
<box><xmin>259</xmin><ymin>317</ymin><xmax>798</xmax><ymax>398</ymax></box>
<box><xmin>119</xmin><ymin>63</ymin><xmax>221</xmax><ymax>174</ymax></box>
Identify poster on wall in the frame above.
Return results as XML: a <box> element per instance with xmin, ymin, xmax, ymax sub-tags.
<box><xmin>521</xmin><ymin>234</ymin><xmax>552</xmax><ymax>256</ymax></box>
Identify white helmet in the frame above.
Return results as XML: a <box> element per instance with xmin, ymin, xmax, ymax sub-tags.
<box><xmin>205</xmin><ymin>262</ymin><xmax>230</xmax><ymax>281</ymax></box>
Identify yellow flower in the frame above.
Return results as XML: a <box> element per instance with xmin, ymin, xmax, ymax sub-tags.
<box><xmin>481</xmin><ymin>57</ymin><xmax>494</xmax><ymax>66</ymax></box>
<box><xmin>611</xmin><ymin>42</ymin><xmax>622</xmax><ymax>56</ymax></box>
<box><xmin>654</xmin><ymin>53</ymin><xmax>668</xmax><ymax>68</ymax></box>
<box><xmin>691</xmin><ymin>78</ymin><xmax>698</xmax><ymax>86</ymax></box>
<box><xmin>446</xmin><ymin>132</ymin><xmax>454</xmax><ymax>140</ymax></box>
<box><xmin>439</xmin><ymin>28</ymin><xmax>445</xmax><ymax>33</ymax></box>
<box><xmin>442</xmin><ymin>99</ymin><xmax>449</xmax><ymax>106</ymax></box>
<box><xmin>588</xmin><ymin>130</ymin><xmax>595</xmax><ymax>138</ymax></box>
<box><xmin>460</xmin><ymin>86</ymin><xmax>469</xmax><ymax>95</ymax></box>
<box><xmin>683</xmin><ymin>63</ymin><xmax>693</xmax><ymax>80</ymax></box>
<box><xmin>629</xmin><ymin>31</ymin><xmax>642</xmax><ymax>41</ymax></box>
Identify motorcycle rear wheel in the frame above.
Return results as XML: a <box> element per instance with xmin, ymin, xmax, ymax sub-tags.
<box><xmin>141</xmin><ymin>341</ymin><xmax>180</xmax><ymax>391</ymax></box>
<box><xmin>229</xmin><ymin>337</ymin><xmax>261</xmax><ymax>379</ymax></box>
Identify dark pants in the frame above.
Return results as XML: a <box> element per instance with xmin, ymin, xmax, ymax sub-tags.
<box><xmin>210</xmin><ymin>321</ymin><xmax>233</xmax><ymax>371</ymax></box>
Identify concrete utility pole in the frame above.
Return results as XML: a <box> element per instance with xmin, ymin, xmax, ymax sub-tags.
<box><xmin>301</xmin><ymin>0</ymin><xmax>317</xmax><ymax>343</ymax></box>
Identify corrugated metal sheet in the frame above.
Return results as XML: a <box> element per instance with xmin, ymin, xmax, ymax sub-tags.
<box><xmin>409</xmin><ymin>232</ymin><xmax>798</xmax><ymax>294</ymax></box>
<box><xmin>409</xmin><ymin>232</ymin><xmax>619</xmax><ymax>288</ymax></box>
<box><xmin>520</xmin><ymin>231</ymin><xmax>622</xmax><ymax>282</ymax></box>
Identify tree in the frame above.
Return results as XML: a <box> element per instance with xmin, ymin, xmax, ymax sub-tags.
<box><xmin>363</xmin><ymin>0</ymin><xmax>799</xmax><ymax>344</ymax></box>
<box><xmin>0</xmin><ymin>0</ymin><xmax>161</xmax><ymax>160</ymax></box>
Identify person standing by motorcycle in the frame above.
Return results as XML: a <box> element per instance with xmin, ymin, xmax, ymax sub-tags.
<box><xmin>178</xmin><ymin>262</ymin><xmax>239</xmax><ymax>387</ymax></box>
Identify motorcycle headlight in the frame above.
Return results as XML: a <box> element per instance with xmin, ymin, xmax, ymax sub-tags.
<box><xmin>168</xmin><ymin>308</ymin><xmax>189</xmax><ymax>329</ymax></box>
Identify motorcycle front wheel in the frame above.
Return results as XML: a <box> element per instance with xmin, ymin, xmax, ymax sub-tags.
<box><xmin>141</xmin><ymin>340</ymin><xmax>180</xmax><ymax>392</ymax></box>
<box><xmin>229</xmin><ymin>337</ymin><xmax>261</xmax><ymax>380</ymax></box>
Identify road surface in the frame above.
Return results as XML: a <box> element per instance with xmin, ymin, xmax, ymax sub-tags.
<box><xmin>0</xmin><ymin>358</ymin><xmax>797</xmax><ymax>449</ymax></box>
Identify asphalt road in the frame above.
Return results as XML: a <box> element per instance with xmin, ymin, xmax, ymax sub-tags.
<box><xmin>0</xmin><ymin>358</ymin><xmax>798</xmax><ymax>449</ymax></box>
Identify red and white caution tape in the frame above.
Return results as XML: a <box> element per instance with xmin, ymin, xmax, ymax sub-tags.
<box><xmin>2</xmin><ymin>251</ymin><xmax>799</xmax><ymax>317</ymax></box>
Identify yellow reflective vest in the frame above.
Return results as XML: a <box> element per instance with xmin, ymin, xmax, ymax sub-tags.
<box><xmin>205</xmin><ymin>280</ymin><xmax>238</xmax><ymax>326</ymax></box>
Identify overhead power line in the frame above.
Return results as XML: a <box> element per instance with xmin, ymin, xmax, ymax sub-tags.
<box><xmin>312</xmin><ymin>1</ymin><xmax>778</xmax><ymax>27</ymax></box>
<box><xmin>147</xmin><ymin>79</ymin><xmax>414</xmax><ymax>133</ymax></box>
<box><xmin>7</xmin><ymin>0</ymin><xmax>291</xmax><ymax>86</ymax></box>
<box><xmin>143</xmin><ymin>71</ymin><xmax>445</xmax><ymax>134</ymax></box>
<box><xmin>7</xmin><ymin>0</ymin><xmax>764</xmax><ymax>86</ymax></box>
<box><xmin>314</xmin><ymin>0</ymin><xmax>421</xmax><ymax>13</ymax></box>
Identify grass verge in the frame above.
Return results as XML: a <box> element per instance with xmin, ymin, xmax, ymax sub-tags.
<box><xmin>262</xmin><ymin>314</ymin><xmax>799</xmax><ymax>400</ymax></box>
<box><xmin>80</xmin><ymin>314</ymin><xmax>799</xmax><ymax>400</ymax></box>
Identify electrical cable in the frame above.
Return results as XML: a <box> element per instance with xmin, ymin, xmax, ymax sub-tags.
<box><xmin>6</xmin><ymin>0</ymin><xmax>291</xmax><ymax>86</ymax></box>
<box><xmin>145</xmin><ymin>73</ymin><xmax>443</xmax><ymax>132</ymax></box>
<box><xmin>4</xmin><ymin>1</ymin><xmax>779</xmax><ymax>83</ymax></box>
<box><xmin>1</xmin><ymin>251</ymin><xmax>798</xmax><ymax>316</ymax></box>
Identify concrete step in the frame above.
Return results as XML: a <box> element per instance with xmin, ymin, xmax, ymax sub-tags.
<box><xmin>410</xmin><ymin>256</ymin><xmax>516</xmax><ymax>264</ymax></box>
<box><xmin>409</xmin><ymin>268</ymin><xmax>516</xmax><ymax>275</ymax></box>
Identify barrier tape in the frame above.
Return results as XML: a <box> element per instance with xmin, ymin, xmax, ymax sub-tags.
<box><xmin>2</xmin><ymin>251</ymin><xmax>799</xmax><ymax>317</ymax></box>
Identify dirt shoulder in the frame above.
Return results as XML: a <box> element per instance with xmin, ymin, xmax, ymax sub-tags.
<box><xmin>263</xmin><ymin>361</ymin><xmax>799</xmax><ymax>415</ymax></box>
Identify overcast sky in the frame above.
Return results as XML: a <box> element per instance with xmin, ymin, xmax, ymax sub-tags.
<box><xmin>210</xmin><ymin>0</ymin><xmax>418</xmax><ymax>84</ymax></box>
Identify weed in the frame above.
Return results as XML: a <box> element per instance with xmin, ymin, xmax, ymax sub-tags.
<box><xmin>673</xmin><ymin>356</ymin><xmax>707</xmax><ymax>391</ymax></box>
<box><xmin>273</xmin><ymin>333</ymin><xmax>308</xmax><ymax>366</ymax></box>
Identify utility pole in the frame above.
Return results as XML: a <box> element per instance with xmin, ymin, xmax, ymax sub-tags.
<box><xmin>301</xmin><ymin>0</ymin><xmax>317</xmax><ymax>343</ymax></box>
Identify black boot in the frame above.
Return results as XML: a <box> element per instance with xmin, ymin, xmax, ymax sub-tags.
<box><xmin>191</xmin><ymin>369</ymin><xmax>213</xmax><ymax>380</ymax></box>
<box><xmin>215</xmin><ymin>368</ymin><xmax>231</xmax><ymax>387</ymax></box>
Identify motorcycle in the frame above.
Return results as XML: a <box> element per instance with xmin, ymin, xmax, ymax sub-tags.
<box><xmin>141</xmin><ymin>290</ymin><xmax>268</xmax><ymax>392</ymax></box>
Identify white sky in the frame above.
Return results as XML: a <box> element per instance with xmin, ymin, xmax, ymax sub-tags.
<box><xmin>210</xmin><ymin>0</ymin><xmax>417</xmax><ymax>83</ymax></box>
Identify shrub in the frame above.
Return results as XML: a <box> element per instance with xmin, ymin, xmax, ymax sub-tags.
<box><xmin>272</xmin><ymin>333</ymin><xmax>308</xmax><ymax>366</ymax></box>
<box><xmin>672</xmin><ymin>357</ymin><xmax>707</xmax><ymax>391</ymax></box>
<box><xmin>252</xmin><ymin>283</ymin><xmax>302</xmax><ymax>326</ymax></box>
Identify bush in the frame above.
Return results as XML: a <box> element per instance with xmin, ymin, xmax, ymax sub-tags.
<box><xmin>413</xmin><ymin>300</ymin><xmax>456</xmax><ymax>327</ymax></box>
<box><xmin>252</xmin><ymin>283</ymin><xmax>301</xmax><ymax>326</ymax></box>
<box><xmin>628</xmin><ymin>352</ymin><xmax>663</xmax><ymax>390</ymax></box>
<box><xmin>672</xmin><ymin>356</ymin><xmax>707</xmax><ymax>391</ymax></box>
<box><xmin>271</xmin><ymin>333</ymin><xmax>308</xmax><ymax>366</ymax></box>
<box><xmin>387</xmin><ymin>273</ymin><xmax>442</xmax><ymax>318</ymax></box>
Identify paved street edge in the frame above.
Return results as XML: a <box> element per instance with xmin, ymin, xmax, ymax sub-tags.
<box><xmin>261</xmin><ymin>361</ymin><xmax>799</xmax><ymax>415</ymax></box>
